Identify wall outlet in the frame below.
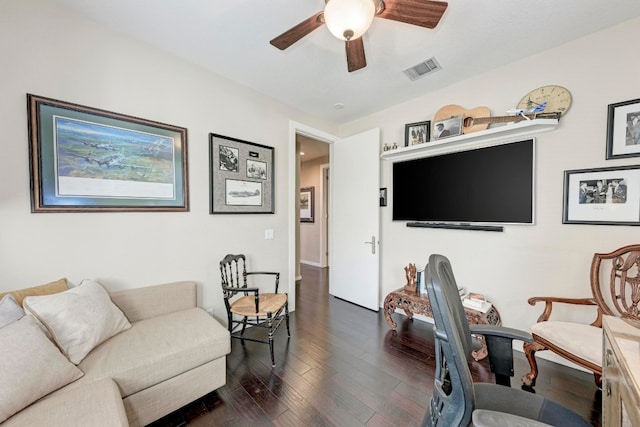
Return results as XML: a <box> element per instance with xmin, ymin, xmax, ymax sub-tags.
<box><xmin>264</xmin><ymin>229</ymin><xmax>274</xmax><ymax>240</ymax></box>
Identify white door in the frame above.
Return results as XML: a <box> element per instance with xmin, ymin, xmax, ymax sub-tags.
<box><xmin>329</xmin><ymin>128</ymin><xmax>380</xmax><ymax>311</ymax></box>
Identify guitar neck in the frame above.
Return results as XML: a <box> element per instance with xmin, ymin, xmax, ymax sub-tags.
<box><xmin>472</xmin><ymin>112</ymin><xmax>559</xmax><ymax>125</ymax></box>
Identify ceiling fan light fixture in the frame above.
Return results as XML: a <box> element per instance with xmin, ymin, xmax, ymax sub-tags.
<box><xmin>324</xmin><ymin>0</ymin><xmax>375</xmax><ymax>41</ymax></box>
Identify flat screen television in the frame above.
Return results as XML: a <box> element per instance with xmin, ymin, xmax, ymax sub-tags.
<box><xmin>392</xmin><ymin>138</ymin><xmax>535</xmax><ymax>225</ymax></box>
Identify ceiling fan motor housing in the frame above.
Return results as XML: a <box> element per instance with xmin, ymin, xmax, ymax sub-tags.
<box><xmin>324</xmin><ymin>0</ymin><xmax>376</xmax><ymax>41</ymax></box>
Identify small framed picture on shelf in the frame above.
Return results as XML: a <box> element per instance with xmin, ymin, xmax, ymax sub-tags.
<box><xmin>432</xmin><ymin>115</ymin><xmax>463</xmax><ymax>140</ymax></box>
<box><xmin>606</xmin><ymin>98</ymin><xmax>640</xmax><ymax>159</ymax></box>
<box><xmin>563</xmin><ymin>165</ymin><xmax>640</xmax><ymax>225</ymax></box>
<box><xmin>404</xmin><ymin>120</ymin><xmax>431</xmax><ymax>146</ymax></box>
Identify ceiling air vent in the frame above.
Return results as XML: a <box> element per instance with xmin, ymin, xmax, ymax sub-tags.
<box><xmin>403</xmin><ymin>57</ymin><xmax>441</xmax><ymax>81</ymax></box>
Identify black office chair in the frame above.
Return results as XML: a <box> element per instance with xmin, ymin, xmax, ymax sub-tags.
<box><xmin>220</xmin><ymin>254</ymin><xmax>290</xmax><ymax>367</ymax></box>
<box><xmin>423</xmin><ymin>254</ymin><xmax>591</xmax><ymax>427</ymax></box>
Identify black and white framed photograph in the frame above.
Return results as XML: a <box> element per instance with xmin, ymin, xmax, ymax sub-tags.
<box><xmin>432</xmin><ymin>115</ymin><xmax>463</xmax><ymax>141</ymax></box>
<box><xmin>209</xmin><ymin>133</ymin><xmax>274</xmax><ymax>214</ymax></box>
<box><xmin>404</xmin><ymin>121</ymin><xmax>430</xmax><ymax>146</ymax></box>
<box><xmin>300</xmin><ymin>186</ymin><xmax>314</xmax><ymax>222</ymax></box>
<box><xmin>27</xmin><ymin>94</ymin><xmax>189</xmax><ymax>212</ymax></box>
<box><xmin>380</xmin><ymin>188</ymin><xmax>387</xmax><ymax>207</ymax></box>
<box><xmin>246</xmin><ymin>159</ymin><xmax>267</xmax><ymax>179</ymax></box>
<box><xmin>606</xmin><ymin>98</ymin><xmax>640</xmax><ymax>159</ymax></box>
<box><xmin>225</xmin><ymin>179</ymin><xmax>262</xmax><ymax>206</ymax></box>
<box><xmin>563</xmin><ymin>165</ymin><xmax>640</xmax><ymax>225</ymax></box>
<box><xmin>219</xmin><ymin>145</ymin><xmax>239</xmax><ymax>172</ymax></box>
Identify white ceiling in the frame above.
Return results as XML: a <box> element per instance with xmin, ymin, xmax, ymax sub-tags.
<box><xmin>53</xmin><ymin>0</ymin><xmax>640</xmax><ymax>124</ymax></box>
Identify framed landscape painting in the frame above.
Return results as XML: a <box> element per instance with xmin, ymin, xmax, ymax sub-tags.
<box><xmin>27</xmin><ymin>94</ymin><xmax>189</xmax><ymax>212</ymax></box>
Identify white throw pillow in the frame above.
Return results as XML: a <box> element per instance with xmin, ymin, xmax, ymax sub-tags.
<box><xmin>0</xmin><ymin>316</ymin><xmax>84</xmax><ymax>423</ymax></box>
<box><xmin>0</xmin><ymin>294</ymin><xmax>25</xmax><ymax>328</ymax></box>
<box><xmin>23</xmin><ymin>279</ymin><xmax>132</xmax><ymax>364</ymax></box>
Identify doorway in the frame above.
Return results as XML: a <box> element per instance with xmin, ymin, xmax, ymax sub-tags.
<box><xmin>288</xmin><ymin>121</ymin><xmax>337</xmax><ymax>312</ymax></box>
<box><xmin>297</xmin><ymin>134</ymin><xmax>330</xmax><ymax>271</ymax></box>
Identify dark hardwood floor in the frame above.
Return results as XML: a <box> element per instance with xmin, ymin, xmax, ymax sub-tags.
<box><xmin>150</xmin><ymin>264</ymin><xmax>601</xmax><ymax>427</ymax></box>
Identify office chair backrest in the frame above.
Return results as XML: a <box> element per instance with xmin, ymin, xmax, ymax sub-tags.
<box><xmin>424</xmin><ymin>254</ymin><xmax>475</xmax><ymax>426</ymax></box>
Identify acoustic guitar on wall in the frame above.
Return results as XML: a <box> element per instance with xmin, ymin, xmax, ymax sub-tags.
<box><xmin>433</xmin><ymin>104</ymin><xmax>560</xmax><ymax>135</ymax></box>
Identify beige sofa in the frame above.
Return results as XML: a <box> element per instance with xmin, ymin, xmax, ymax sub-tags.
<box><xmin>2</xmin><ymin>281</ymin><xmax>230</xmax><ymax>427</ymax></box>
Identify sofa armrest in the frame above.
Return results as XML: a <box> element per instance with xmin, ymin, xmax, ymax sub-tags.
<box><xmin>109</xmin><ymin>281</ymin><xmax>197</xmax><ymax>323</ymax></box>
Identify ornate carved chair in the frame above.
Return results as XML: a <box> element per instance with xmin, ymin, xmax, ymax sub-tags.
<box><xmin>220</xmin><ymin>254</ymin><xmax>290</xmax><ymax>367</ymax></box>
<box><xmin>522</xmin><ymin>244</ymin><xmax>640</xmax><ymax>387</ymax></box>
<box><xmin>424</xmin><ymin>254</ymin><xmax>589</xmax><ymax>426</ymax></box>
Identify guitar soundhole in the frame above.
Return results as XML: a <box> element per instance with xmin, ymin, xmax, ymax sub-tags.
<box><xmin>463</xmin><ymin>117</ymin><xmax>474</xmax><ymax>127</ymax></box>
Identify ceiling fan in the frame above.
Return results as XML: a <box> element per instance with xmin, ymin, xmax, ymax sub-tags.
<box><xmin>270</xmin><ymin>0</ymin><xmax>448</xmax><ymax>72</ymax></box>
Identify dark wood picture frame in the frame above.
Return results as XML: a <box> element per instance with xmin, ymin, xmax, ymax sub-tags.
<box><xmin>300</xmin><ymin>186</ymin><xmax>314</xmax><ymax>223</ymax></box>
<box><xmin>606</xmin><ymin>98</ymin><xmax>640</xmax><ymax>159</ymax></box>
<box><xmin>563</xmin><ymin>165</ymin><xmax>640</xmax><ymax>225</ymax></box>
<box><xmin>209</xmin><ymin>133</ymin><xmax>274</xmax><ymax>214</ymax></box>
<box><xmin>27</xmin><ymin>94</ymin><xmax>189</xmax><ymax>212</ymax></box>
<box><xmin>404</xmin><ymin>121</ymin><xmax>431</xmax><ymax>146</ymax></box>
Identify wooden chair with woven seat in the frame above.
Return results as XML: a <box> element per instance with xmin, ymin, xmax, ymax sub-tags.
<box><xmin>220</xmin><ymin>254</ymin><xmax>290</xmax><ymax>367</ymax></box>
<box><xmin>522</xmin><ymin>244</ymin><xmax>640</xmax><ymax>388</ymax></box>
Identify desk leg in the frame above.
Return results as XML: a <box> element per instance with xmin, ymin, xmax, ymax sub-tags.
<box><xmin>383</xmin><ymin>294</ymin><xmax>399</xmax><ymax>330</ymax></box>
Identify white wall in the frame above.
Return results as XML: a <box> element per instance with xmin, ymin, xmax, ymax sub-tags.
<box><xmin>3</xmin><ymin>0</ymin><xmax>638</xmax><ymax>371</ymax></box>
<box><xmin>339</xmin><ymin>17</ymin><xmax>640</xmax><ymax>346</ymax></box>
<box><xmin>0</xmin><ymin>0</ymin><xmax>337</xmax><ymax>322</ymax></box>
<box><xmin>299</xmin><ymin>156</ymin><xmax>329</xmax><ymax>266</ymax></box>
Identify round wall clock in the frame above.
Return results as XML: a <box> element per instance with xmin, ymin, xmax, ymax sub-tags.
<box><xmin>517</xmin><ymin>85</ymin><xmax>572</xmax><ymax>116</ymax></box>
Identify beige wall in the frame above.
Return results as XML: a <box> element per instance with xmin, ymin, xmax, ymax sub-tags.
<box><xmin>338</xmin><ymin>17</ymin><xmax>640</xmax><ymax>365</ymax></box>
<box><xmin>0</xmin><ymin>0</ymin><xmax>337</xmax><ymax>321</ymax></box>
<box><xmin>299</xmin><ymin>156</ymin><xmax>329</xmax><ymax>266</ymax></box>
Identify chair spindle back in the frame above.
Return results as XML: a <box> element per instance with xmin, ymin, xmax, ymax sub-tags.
<box><xmin>591</xmin><ymin>244</ymin><xmax>640</xmax><ymax>321</ymax></box>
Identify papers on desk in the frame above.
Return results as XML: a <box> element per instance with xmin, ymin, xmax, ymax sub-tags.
<box><xmin>462</xmin><ymin>297</ymin><xmax>493</xmax><ymax>313</ymax></box>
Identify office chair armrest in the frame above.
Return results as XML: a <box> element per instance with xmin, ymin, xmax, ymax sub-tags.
<box><xmin>469</xmin><ymin>324</ymin><xmax>532</xmax><ymax>343</ymax></box>
<box><xmin>246</xmin><ymin>271</ymin><xmax>281</xmax><ymax>293</ymax></box>
<box><xmin>469</xmin><ymin>325</ymin><xmax>532</xmax><ymax>386</ymax></box>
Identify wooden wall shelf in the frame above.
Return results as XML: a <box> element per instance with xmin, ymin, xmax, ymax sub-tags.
<box><xmin>380</xmin><ymin>118</ymin><xmax>559</xmax><ymax>162</ymax></box>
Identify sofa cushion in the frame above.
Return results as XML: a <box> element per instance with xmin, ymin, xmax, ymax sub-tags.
<box><xmin>77</xmin><ymin>307</ymin><xmax>230</xmax><ymax>397</ymax></box>
<box><xmin>23</xmin><ymin>279</ymin><xmax>131</xmax><ymax>364</ymax></box>
<box><xmin>0</xmin><ymin>277</ymin><xmax>68</xmax><ymax>306</ymax></box>
<box><xmin>2</xmin><ymin>378</ymin><xmax>128</xmax><ymax>427</ymax></box>
<box><xmin>531</xmin><ymin>320</ymin><xmax>603</xmax><ymax>367</ymax></box>
<box><xmin>0</xmin><ymin>294</ymin><xmax>25</xmax><ymax>328</ymax></box>
<box><xmin>0</xmin><ymin>316</ymin><xmax>84</xmax><ymax>423</ymax></box>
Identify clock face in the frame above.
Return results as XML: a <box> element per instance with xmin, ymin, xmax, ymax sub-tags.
<box><xmin>517</xmin><ymin>85</ymin><xmax>572</xmax><ymax>116</ymax></box>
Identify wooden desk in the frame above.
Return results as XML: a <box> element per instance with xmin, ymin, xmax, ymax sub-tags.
<box><xmin>603</xmin><ymin>316</ymin><xmax>640</xmax><ymax>427</ymax></box>
<box><xmin>383</xmin><ymin>288</ymin><xmax>501</xmax><ymax>360</ymax></box>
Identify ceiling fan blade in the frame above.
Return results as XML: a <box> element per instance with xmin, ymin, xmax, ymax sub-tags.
<box><xmin>345</xmin><ymin>37</ymin><xmax>366</xmax><ymax>72</ymax></box>
<box><xmin>270</xmin><ymin>11</ymin><xmax>325</xmax><ymax>50</ymax></box>
<box><xmin>377</xmin><ymin>0</ymin><xmax>448</xmax><ymax>29</ymax></box>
